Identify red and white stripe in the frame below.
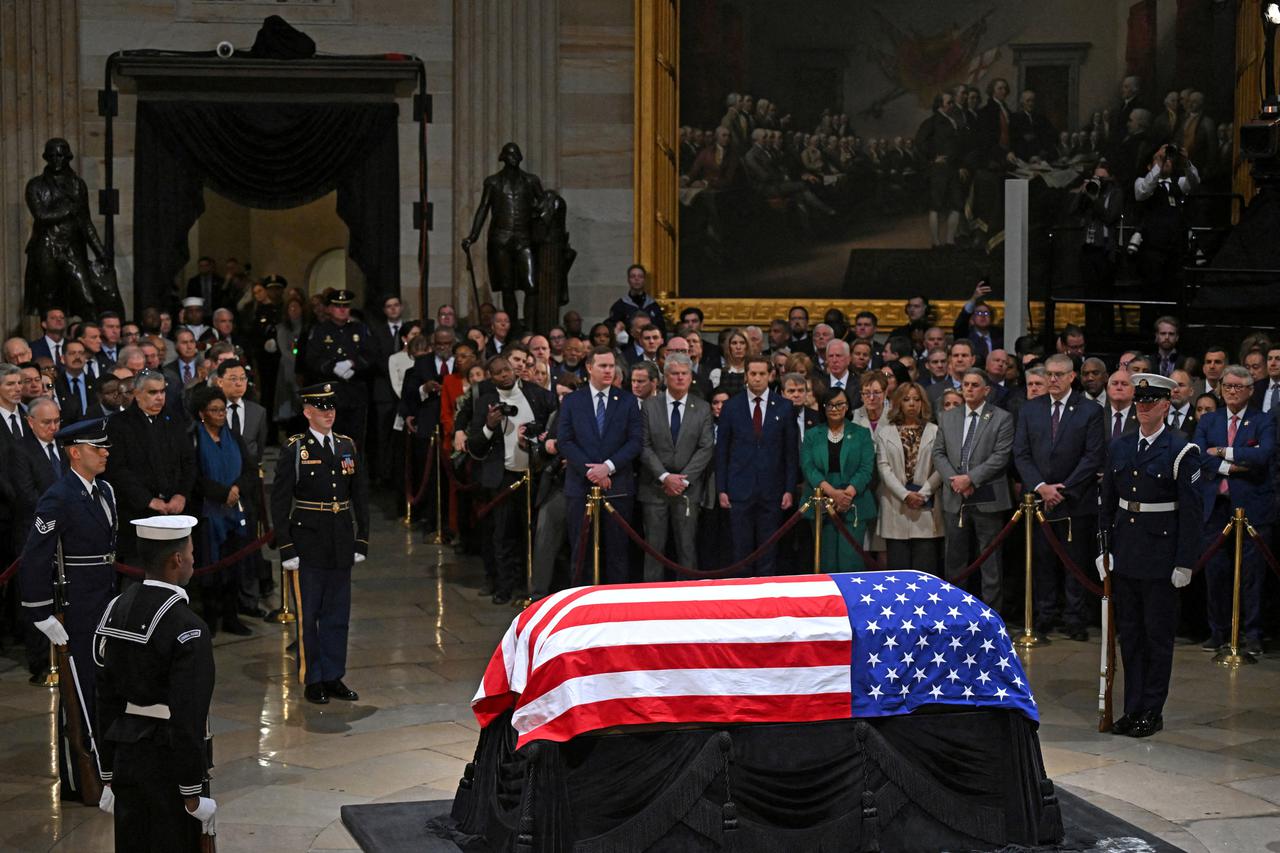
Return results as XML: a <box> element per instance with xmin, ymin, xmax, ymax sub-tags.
<box><xmin>473</xmin><ymin>575</ymin><xmax>853</xmax><ymax>747</ymax></box>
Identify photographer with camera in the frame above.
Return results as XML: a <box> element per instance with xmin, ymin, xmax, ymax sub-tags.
<box><xmin>1070</xmin><ymin>159</ymin><xmax>1125</xmax><ymax>337</ymax></box>
<box><xmin>465</xmin><ymin>356</ymin><xmax>556</xmax><ymax>604</ymax></box>
<box><xmin>1133</xmin><ymin>143</ymin><xmax>1200</xmax><ymax>328</ymax></box>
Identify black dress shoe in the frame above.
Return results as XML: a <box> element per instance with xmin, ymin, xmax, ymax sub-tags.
<box><xmin>222</xmin><ymin>618</ymin><xmax>253</xmax><ymax>636</ymax></box>
<box><xmin>1067</xmin><ymin>628</ymin><xmax>1089</xmax><ymax>642</ymax></box>
<box><xmin>28</xmin><ymin>672</ymin><xmax>43</xmax><ymax>686</ymax></box>
<box><xmin>325</xmin><ymin>680</ymin><xmax>359</xmax><ymax>701</ymax></box>
<box><xmin>1202</xmin><ymin>634</ymin><xmax>1226</xmax><ymax>651</ymax></box>
<box><xmin>492</xmin><ymin>591</ymin><xmax>512</xmax><ymax>605</ymax></box>
<box><xmin>239</xmin><ymin>606</ymin><xmax>267</xmax><ymax>619</ymax></box>
<box><xmin>304</xmin><ymin>683</ymin><xmax>329</xmax><ymax>704</ymax></box>
<box><xmin>1128</xmin><ymin>711</ymin><xmax>1163</xmax><ymax>738</ymax></box>
<box><xmin>1110</xmin><ymin>714</ymin><xmax>1135</xmax><ymax>736</ymax></box>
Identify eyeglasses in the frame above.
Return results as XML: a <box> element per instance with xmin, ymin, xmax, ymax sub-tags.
<box><xmin>973</xmin><ymin>311</ymin><xmax>992</xmax><ymax>317</ymax></box>
<box><xmin>1045</xmin><ymin>371</ymin><xmax>1071</xmax><ymax>379</ymax></box>
<box><xmin>204</xmin><ymin>405</ymin><xmax>227</xmax><ymax>414</ymax></box>
<box><xmin>827</xmin><ymin>401</ymin><xmax>849</xmax><ymax>410</ymax></box>
<box><xmin>1220</xmin><ymin>383</ymin><xmax>1251</xmax><ymax>391</ymax></box>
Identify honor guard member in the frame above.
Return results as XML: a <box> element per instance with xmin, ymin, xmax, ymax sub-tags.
<box><xmin>303</xmin><ymin>289</ymin><xmax>374</xmax><ymax>448</ymax></box>
<box><xmin>18</xmin><ymin>417</ymin><xmax>118</xmax><ymax>803</ymax></box>
<box><xmin>1097</xmin><ymin>374</ymin><xmax>1202</xmax><ymax>738</ymax></box>
<box><xmin>95</xmin><ymin>516</ymin><xmax>217</xmax><ymax>851</ymax></box>
<box><xmin>270</xmin><ymin>383</ymin><xmax>370</xmax><ymax>705</ymax></box>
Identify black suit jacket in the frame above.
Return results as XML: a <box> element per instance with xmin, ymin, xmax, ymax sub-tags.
<box><xmin>53</xmin><ymin>370</ymin><xmax>98</xmax><ymax>423</ymax></box>
<box><xmin>11</xmin><ymin>435</ymin><xmax>68</xmax><ymax>532</ymax></box>
<box><xmin>398</xmin><ymin>355</ymin><xmax>451</xmax><ymax>434</ymax></box>
<box><xmin>105</xmin><ymin>403</ymin><xmax>197</xmax><ymax>555</ymax></box>
<box><xmin>368</xmin><ymin>321</ymin><xmax>402</xmax><ymax>404</ymax></box>
<box><xmin>465</xmin><ymin>381</ymin><xmax>557</xmax><ymax>489</ymax></box>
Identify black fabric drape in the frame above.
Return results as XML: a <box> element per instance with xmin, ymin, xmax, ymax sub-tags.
<box><xmin>132</xmin><ymin>100</ymin><xmax>399</xmax><ymax>314</ymax></box>
<box><xmin>439</xmin><ymin>709</ymin><xmax>1063</xmax><ymax>852</ymax></box>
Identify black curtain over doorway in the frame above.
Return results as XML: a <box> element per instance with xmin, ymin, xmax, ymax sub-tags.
<box><xmin>132</xmin><ymin>100</ymin><xmax>399</xmax><ymax>314</ymax></box>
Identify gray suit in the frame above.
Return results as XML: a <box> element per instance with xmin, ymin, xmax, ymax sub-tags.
<box><xmin>638</xmin><ymin>393</ymin><xmax>716</xmax><ymax>581</ymax></box>
<box><xmin>228</xmin><ymin>397</ymin><xmax>268</xmax><ymax>466</ymax></box>
<box><xmin>932</xmin><ymin>402</ymin><xmax>1014</xmax><ymax>609</ymax></box>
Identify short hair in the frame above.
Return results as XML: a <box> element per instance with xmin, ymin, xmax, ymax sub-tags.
<box><xmin>215</xmin><ymin>358</ymin><xmax>246</xmax><ymax>378</ymax></box>
<box><xmin>133</xmin><ymin>370</ymin><xmax>166</xmax><ymax>391</ymax></box>
<box><xmin>212</xmin><ymin>308</ymin><xmax>234</xmax><ymax>320</ymax></box>
<box><xmin>41</xmin><ymin>306</ymin><xmax>66</xmax><ymax>322</ymax></box>
<box><xmin>789</xmin><ymin>305</ymin><xmax>809</xmax><ymax>320</ymax></box>
<box><xmin>452</xmin><ymin>339</ymin><xmax>477</xmax><ymax>356</ymax></box>
<box><xmin>948</xmin><ymin>339</ymin><xmax>974</xmax><ymax>355</ymax></box>
<box><xmin>744</xmin><ymin>354</ymin><xmax>771</xmax><ymax>371</ymax></box>
<box><xmin>850</xmin><ymin>338</ymin><xmax>873</xmax><ymax>354</ymax></box>
<box><xmin>781</xmin><ymin>371</ymin><xmax>807</xmax><ymax>389</ymax></box>
<box><xmin>860</xmin><ymin>370</ymin><xmax>887</xmax><ymax>391</ymax></box>
<box><xmin>555</xmin><ymin>372</ymin><xmax>582</xmax><ymax>391</ymax></box>
<box><xmin>826</xmin><ymin>338</ymin><xmax>850</xmax><ymax>357</ymax></box>
<box><xmin>885</xmin><ymin>335</ymin><xmax>912</xmax><ymax>356</ymax></box>
<box><xmin>116</xmin><ymin>344</ymin><xmax>144</xmax><ymax>366</ymax></box>
<box><xmin>631</xmin><ymin>360</ymin><xmax>660</xmax><ymax>383</ymax></box>
<box><xmin>0</xmin><ymin>363</ymin><xmax>20</xmax><ymax>380</ymax></box>
<box><xmin>1081</xmin><ymin>356</ymin><xmax>1106</xmax><ymax>371</ymax></box>
<box><xmin>138</xmin><ymin>535</ymin><xmax>191</xmax><ymax>578</ymax></box>
<box><xmin>679</xmin><ymin>307</ymin><xmax>704</xmax><ymax>322</ymax></box>
<box><xmin>1025</xmin><ymin>365</ymin><xmax>1047</xmax><ymax>379</ymax></box>
<box><xmin>1203</xmin><ymin>344</ymin><xmax>1229</xmax><ymax>358</ymax></box>
<box><xmin>28</xmin><ymin>397</ymin><xmax>58</xmax><ymax>418</ymax></box>
<box><xmin>190</xmin><ymin>384</ymin><xmax>226</xmax><ymax>417</ymax></box>
<box><xmin>1154</xmin><ymin>315</ymin><xmax>1180</xmax><ymax>332</ymax></box>
<box><xmin>818</xmin><ymin>385</ymin><xmax>849</xmax><ymax>411</ymax></box>
<box><xmin>1223</xmin><ymin>364</ymin><xmax>1253</xmax><ymax>385</ymax></box>
<box><xmin>1045</xmin><ymin>353</ymin><xmax>1074</xmax><ymax>371</ymax></box>
<box><xmin>962</xmin><ymin>367</ymin><xmax>991</xmax><ymax>386</ymax></box>
<box><xmin>432</xmin><ymin>326</ymin><xmax>456</xmax><ymax>341</ymax></box>
<box><xmin>854</xmin><ymin>310</ymin><xmax>878</xmax><ymax>326</ymax></box>
<box><xmin>586</xmin><ymin>345</ymin><xmax>616</xmax><ymax>366</ymax></box>
<box><xmin>627</xmin><ymin>263</ymin><xmax>647</xmax><ymax>277</ymax></box>
<box><xmin>1059</xmin><ymin>323</ymin><xmax>1085</xmax><ymax>342</ymax></box>
<box><xmin>175</xmin><ymin>328</ymin><xmax>196</xmax><ymax>342</ymax></box>
<box><xmin>663</xmin><ymin>353</ymin><xmax>693</xmax><ymax>374</ymax></box>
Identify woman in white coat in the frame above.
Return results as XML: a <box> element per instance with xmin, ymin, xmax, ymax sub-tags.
<box><xmin>875</xmin><ymin>381</ymin><xmax>944</xmax><ymax>574</ymax></box>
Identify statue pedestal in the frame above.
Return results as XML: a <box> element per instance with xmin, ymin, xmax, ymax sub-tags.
<box><xmin>531</xmin><ymin>236</ymin><xmax>569</xmax><ymax>333</ymax></box>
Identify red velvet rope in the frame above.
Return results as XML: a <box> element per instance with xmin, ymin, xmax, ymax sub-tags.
<box><xmin>1245</xmin><ymin>522</ymin><xmax>1280</xmax><ymax>581</ymax></box>
<box><xmin>947</xmin><ymin>508</ymin><xmax>1025</xmax><ymax>586</ymax></box>
<box><xmin>1192</xmin><ymin>527</ymin><xmax>1232</xmax><ymax>576</ymax></box>
<box><xmin>822</xmin><ymin>507</ymin><xmax>888</xmax><ymax>571</ymax></box>
<box><xmin>0</xmin><ymin>558</ymin><xmax>18</xmax><ymax>586</ymax></box>
<box><xmin>1035</xmin><ymin>515</ymin><xmax>1105</xmax><ymax>597</ymax></box>
<box><xmin>473</xmin><ymin>476</ymin><xmax>527</xmax><ymax>520</ymax></box>
<box><xmin>115</xmin><ymin>529</ymin><xmax>276</xmax><ymax>579</ymax></box>
<box><xmin>403</xmin><ymin>431</ymin><xmax>438</xmax><ymax>505</ymax></box>
<box><xmin>603</xmin><ymin>497</ymin><xmax>810</xmax><ymax>579</ymax></box>
<box><xmin>438</xmin><ymin>437</ymin><xmax>482</xmax><ymax>493</ymax></box>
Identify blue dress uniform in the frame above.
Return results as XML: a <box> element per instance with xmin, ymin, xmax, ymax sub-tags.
<box><xmin>95</xmin><ymin>517</ymin><xmax>214</xmax><ymax>852</ymax></box>
<box><xmin>18</xmin><ymin>418</ymin><xmax>118</xmax><ymax>800</ymax></box>
<box><xmin>303</xmin><ymin>289</ymin><xmax>374</xmax><ymax>447</ymax></box>
<box><xmin>1099</xmin><ymin>376</ymin><xmax>1202</xmax><ymax>738</ymax></box>
<box><xmin>270</xmin><ymin>384</ymin><xmax>369</xmax><ymax>703</ymax></box>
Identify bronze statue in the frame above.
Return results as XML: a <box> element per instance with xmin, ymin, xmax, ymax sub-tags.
<box><xmin>462</xmin><ymin>142</ymin><xmax>550</xmax><ymax>323</ymax></box>
<box><xmin>531</xmin><ymin>189</ymin><xmax>576</xmax><ymax>332</ymax></box>
<box><xmin>24</xmin><ymin>138</ymin><xmax>122</xmax><ymax>320</ymax></box>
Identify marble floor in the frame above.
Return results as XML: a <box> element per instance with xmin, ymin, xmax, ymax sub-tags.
<box><xmin>2</xmin><ymin>506</ymin><xmax>1279</xmax><ymax>852</ymax></box>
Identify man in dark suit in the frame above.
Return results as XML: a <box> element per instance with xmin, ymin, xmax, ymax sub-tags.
<box><xmin>953</xmin><ymin>283</ymin><xmax>1004</xmax><ymax>359</ymax></box>
<box><xmin>186</xmin><ymin>256</ymin><xmax>221</xmax><ymax>309</ymax></box>
<box><xmin>104</xmin><ymin>372</ymin><xmax>196</xmax><ymax>559</ymax></box>
<box><xmin>368</xmin><ymin>295</ymin><xmax>406</xmax><ymax>484</ymax></box>
<box><xmin>1013</xmin><ymin>353</ymin><xmax>1105</xmax><ymax>640</ymax></box>
<box><xmin>1168</xmin><ymin>369</ymin><xmax>1198</xmax><ymax>436</ymax></box>
<box><xmin>638</xmin><ymin>353</ymin><xmax>716</xmax><ymax>581</ymax></box>
<box><xmin>977</xmin><ymin>78</ymin><xmax>1013</xmax><ymax>159</ymax></box>
<box><xmin>679</xmin><ymin>307</ymin><xmax>722</xmax><ymax>367</ymax></box>
<box><xmin>52</xmin><ymin>339</ymin><xmax>97</xmax><ymax>424</ymax></box>
<box><xmin>715</xmin><ymin>354</ymin><xmax>798</xmax><ymax>576</ymax></box>
<box><xmin>466</xmin><ymin>355</ymin><xmax>556</xmax><ymax>603</ymax></box>
<box><xmin>28</xmin><ymin>306</ymin><xmax>68</xmax><ymax>364</ymax></box>
<box><xmin>1193</xmin><ymin>366</ymin><xmax>1275</xmax><ymax>655</ymax></box>
<box><xmin>1102</xmin><ymin>371</ymin><xmax>1139</xmax><ymax>444</ymax></box>
<box><xmin>557</xmin><ymin>346</ymin><xmax>644</xmax><ymax>584</ymax></box>
<box><xmin>400</xmin><ymin>328</ymin><xmax>455</xmax><ymax>536</ymax></box>
<box><xmin>214</xmin><ymin>359</ymin><xmax>270</xmax><ymax>616</ymax></box>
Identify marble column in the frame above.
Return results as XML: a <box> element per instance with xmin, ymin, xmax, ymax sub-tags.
<box><xmin>0</xmin><ymin>0</ymin><xmax>82</xmax><ymax>333</ymax></box>
<box><xmin>452</xmin><ymin>0</ymin><xmax>559</xmax><ymax>320</ymax></box>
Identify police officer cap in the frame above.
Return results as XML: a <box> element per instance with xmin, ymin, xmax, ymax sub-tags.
<box><xmin>1131</xmin><ymin>372</ymin><xmax>1176</xmax><ymax>402</ymax></box>
<box><xmin>326</xmin><ymin>289</ymin><xmax>356</xmax><ymax>306</ymax></box>
<box><xmin>300</xmin><ymin>382</ymin><xmax>337</xmax><ymax>409</ymax></box>
<box><xmin>132</xmin><ymin>515</ymin><xmax>198</xmax><ymax>541</ymax></box>
<box><xmin>262</xmin><ymin>274</ymin><xmax>288</xmax><ymax>289</ymax></box>
<box><xmin>182</xmin><ymin>296</ymin><xmax>205</xmax><ymax>309</ymax></box>
<box><xmin>55</xmin><ymin>417</ymin><xmax>111</xmax><ymax>447</ymax></box>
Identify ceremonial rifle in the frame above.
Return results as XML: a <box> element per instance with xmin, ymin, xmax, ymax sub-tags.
<box><xmin>200</xmin><ymin>720</ymin><xmax>217</xmax><ymax>853</ymax></box>
<box><xmin>53</xmin><ymin>539</ymin><xmax>104</xmax><ymax>805</ymax></box>
<box><xmin>1096</xmin><ymin>489</ymin><xmax>1116</xmax><ymax>733</ymax></box>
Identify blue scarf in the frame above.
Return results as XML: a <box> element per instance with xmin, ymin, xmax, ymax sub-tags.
<box><xmin>196</xmin><ymin>424</ymin><xmax>245</xmax><ymax>560</ymax></box>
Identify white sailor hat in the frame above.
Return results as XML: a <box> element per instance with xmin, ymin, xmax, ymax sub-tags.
<box><xmin>131</xmin><ymin>515</ymin><xmax>199</xmax><ymax>541</ymax></box>
<box><xmin>182</xmin><ymin>296</ymin><xmax>206</xmax><ymax>309</ymax></box>
<box><xmin>1130</xmin><ymin>372</ymin><xmax>1176</xmax><ymax>402</ymax></box>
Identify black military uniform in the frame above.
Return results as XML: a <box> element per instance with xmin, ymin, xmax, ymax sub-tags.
<box><xmin>1099</xmin><ymin>374</ymin><xmax>1202</xmax><ymax>738</ymax></box>
<box><xmin>18</xmin><ymin>418</ymin><xmax>118</xmax><ymax>801</ymax></box>
<box><xmin>270</xmin><ymin>383</ymin><xmax>370</xmax><ymax>704</ymax></box>
<box><xmin>95</xmin><ymin>515</ymin><xmax>214</xmax><ymax>852</ymax></box>
<box><xmin>303</xmin><ymin>289</ymin><xmax>374</xmax><ymax>447</ymax></box>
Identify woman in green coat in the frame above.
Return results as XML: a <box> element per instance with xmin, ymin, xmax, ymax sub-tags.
<box><xmin>801</xmin><ymin>386</ymin><xmax>878</xmax><ymax>571</ymax></box>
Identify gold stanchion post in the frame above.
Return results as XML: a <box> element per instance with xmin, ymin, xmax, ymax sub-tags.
<box><xmin>1014</xmin><ymin>492</ymin><xmax>1047</xmax><ymax>648</ymax></box>
<box><xmin>267</xmin><ymin>556</ymin><xmax>296</xmax><ymax>624</ymax></box>
<box><xmin>41</xmin><ymin>642</ymin><xmax>59</xmax><ymax>687</ymax></box>
<box><xmin>590</xmin><ymin>485</ymin><xmax>603</xmax><ymax>586</ymax></box>
<box><xmin>402</xmin><ymin>433</ymin><xmax>415</xmax><ymax>528</ymax></box>
<box><xmin>812</xmin><ymin>488</ymin><xmax>825</xmax><ymax>574</ymax></box>
<box><xmin>429</xmin><ymin>426</ymin><xmax>445</xmax><ymax>544</ymax></box>
<box><xmin>513</xmin><ymin>469</ymin><xmax>535</xmax><ymax>609</ymax></box>
<box><xmin>1215</xmin><ymin>508</ymin><xmax>1256</xmax><ymax>668</ymax></box>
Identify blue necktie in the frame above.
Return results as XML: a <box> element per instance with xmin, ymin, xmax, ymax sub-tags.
<box><xmin>595</xmin><ymin>392</ymin><xmax>606</xmax><ymax>434</ymax></box>
<box><xmin>47</xmin><ymin>443</ymin><xmax>60</xmax><ymax>477</ymax></box>
<box><xmin>670</xmin><ymin>399</ymin><xmax>682</xmax><ymax>444</ymax></box>
<box><xmin>1270</xmin><ymin>383</ymin><xmax>1280</xmax><ymax>414</ymax></box>
<box><xmin>71</xmin><ymin>376</ymin><xmax>85</xmax><ymax>412</ymax></box>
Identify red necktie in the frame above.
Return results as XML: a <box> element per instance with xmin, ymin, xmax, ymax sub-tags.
<box><xmin>438</xmin><ymin>358</ymin><xmax>449</xmax><ymax>376</ymax></box>
<box><xmin>1220</xmin><ymin>415</ymin><xmax>1238</xmax><ymax>495</ymax></box>
<box><xmin>752</xmin><ymin>396</ymin><xmax>763</xmax><ymax>439</ymax></box>
<box><xmin>1051</xmin><ymin>401</ymin><xmax>1061</xmax><ymax>441</ymax></box>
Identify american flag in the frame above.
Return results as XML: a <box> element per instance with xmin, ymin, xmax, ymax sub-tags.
<box><xmin>474</xmin><ymin>570</ymin><xmax>1037</xmax><ymax>748</ymax></box>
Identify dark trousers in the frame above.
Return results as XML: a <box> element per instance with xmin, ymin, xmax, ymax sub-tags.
<box><xmin>112</xmin><ymin>738</ymin><xmax>202</xmax><ymax>852</ymax></box>
<box><xmin>729</xmin><ymin>499</ymin><xmax>783</xmax><ymax>576</ymax></box>
<box><xmin>1204</xmin><ymin>498</ymin><xmax>1267</xmax><ymax>642</ymax></box>
<box><xmin>697</xmin><ymin>504</ymin><xmax>731</xmax><ymax>572</ymax></box>
<box><xmin>1032</xmin><ymin>513</ymin><xmax>1095</xmax><ymax>632</ymax></box>
<box><xmin>371</xmin><ymin>400</ymin><xmax>398</xmax><ymax>484</ymax></box>
<box><xmin>295</xmin><ymin>567</ymin><xmax>352</xmax><ymax>685</ymax></box>
<box><xmin>485</xmin><ymin>469</ymin><xmax>527</xmax><ymax>596</ymax></box>
<box><xmin>886</xmin><ymin>537</ymin><xmax>942</xmax><ymax>577</ymax></box>
<box><xmin>566</xmin><ymin>492</ymin><xmax>634</xmax><ymax>585</ymax></box>
<box><xmin>1113</xmin><ymin>572</ymin><xmax>1177</xmax><ymax>717</ymax></box>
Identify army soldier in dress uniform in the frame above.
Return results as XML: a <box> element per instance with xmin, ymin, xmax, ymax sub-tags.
<box><xmin>303</xmin><ymin>289</ymin><xmax>374</xmax><ymax>448</ymax></box>
<box><xmin>95</xmin><ymin>515</ymin><xmax>216</xmax><ymax>851</ymax></box>
<box><xmin>270</xmin><ymin>383</ymin><xmax>370</xmax><ymax>705</ymax></box>
<box><xmin>1097</xmin><ymin>374</ymin><xmax>1202</xmax><ymax>738</ymax></box>
<box><xmin>18</xmin><ymin>417</ymin><xmax>118</xmax><ymax>803</ymax></box>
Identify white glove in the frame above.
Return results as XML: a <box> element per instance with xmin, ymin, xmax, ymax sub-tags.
<box><xmin>282</xmin><ymin>557</ymin><xmax>300</xmax><ymax>571</ymax></box>
<box><xmin>1094</xmin><ymin>553</ymin><xmax>1112</xmax><ymax>582</ymax></box>
<box><xmin>353</xmin><ymin>553</ymin><xmax>366</xmax><ymax>563</ymax></box>
<box><xmin>334</xmin><ymin>359</ymin><xmax>355</xmax><ymax>380</ymax></box>
<box><xmin>264</xmin><ymin>338</ymin><xmax>278</xmax><ymax>354</ymax></box>
<box><xmin>1171</xmin><ymin>567</ymin><xmax>1192</xmax><ymax>588</ymax></box>
<box><xmin>188</xmin><ymin>796</ymin><xmax>217</xmax><ymax>834</ymax></box>
<box><xmin>98</xmin><ymin>784</ymin><xmax>115</xmax><ymax>815</ymax></box>
<box><xmin>34</xmin><ymin>615</ymin><xmax>69</xmax><ymax>645</ymax></box>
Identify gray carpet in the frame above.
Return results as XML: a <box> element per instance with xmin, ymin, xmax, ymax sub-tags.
<box><xmin>340</xmin><ymin>789</ymin><xmax>1182</xmax><ymax>852</ymax></box>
